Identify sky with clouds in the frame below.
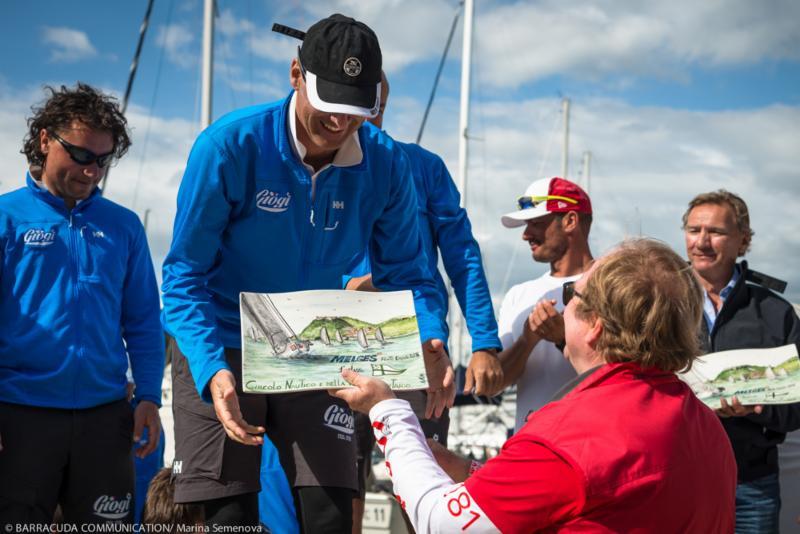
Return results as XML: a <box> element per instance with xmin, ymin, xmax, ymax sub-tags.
<box><xmin>1</xmin><ymin>0</ymin><xmax>799</xmax><ymax>316</ymax></box>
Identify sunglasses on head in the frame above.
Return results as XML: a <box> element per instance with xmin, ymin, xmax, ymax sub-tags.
<box><xmin>49</xmin><ymin>131</ymin><xmax>114</xmax><ymax>168</ymax></box>
<box><xmin>517</xmin><ymin>195</ymin><xmax>578</xmax><ymax>211</ymax></box>
<box><xmin>562</xmin><ymin>280</ymin><xmax>585</xmax><ymax>306</ymax></box>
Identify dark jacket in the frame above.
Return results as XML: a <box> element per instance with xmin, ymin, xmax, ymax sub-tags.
<box><xmin>700</xmin><ymin>261</ymin><xmax>800</xmax><ymax>482</ymax></box>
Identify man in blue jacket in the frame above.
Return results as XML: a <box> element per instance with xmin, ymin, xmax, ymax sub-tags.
<box><xmin>345</xmin><ymin>72</ymin><xmax>503</xmax><ymax>532</ymax></box>
<box><xmin>0</xmin><ymin>83</ymin><xmax>163</xmax><ymax>525</ymax></box>
<box><xmin>161</xmin><ymin>14</ymin><xmax>454</xmax><ymax>531</ymax></box>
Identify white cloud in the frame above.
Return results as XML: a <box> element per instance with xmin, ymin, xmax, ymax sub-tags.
<box><xmin>41</xmin><ymin>26</ymin><xmax>98</xmax><ymax>63</ymax></box>
<box><xmin>156</xmin><ymin>24</ymin><xmax>196</xmax><ymax>69</ymax></box>
<box><xmin>378</xmin><ymin>94</ymin><xmax>800</xmax><ymax>303</ymax></box>
<box><xmin>472</xmin><ymin>0</ymin><xmax>800</xmax><ymax>86</ymax></box>
<box><xmin>242</xmin><ymin>0</ymin><xmax>800</xmax><ymax>87</ymax></box>
<box><xmin>218</xmin><ymin>8</ymin><xmax>256</xmax><ymax>37</ymax></box>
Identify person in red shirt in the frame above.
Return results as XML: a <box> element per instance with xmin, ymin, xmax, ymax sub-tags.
<box><xmin>334</xmin><ymin>238</ymin><xmax>737</xmax><ymax>533</ymax></box>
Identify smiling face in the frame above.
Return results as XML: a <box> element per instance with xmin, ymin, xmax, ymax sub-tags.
<box><xmin>39</xmin><ymin>120</ymin><xmax>113</xmax><ymax>209</ymax></box>
<box><xmin>290</xmin><ymin>59</ymin><xmax>365</xmax><ymax>163</ymax></box>
<box><xmin>684</xmin><ymin>202</ymin><xmax>746</xmax><ymax>287</ymax></box>
<box><xmin>521</xmin><ymin>214</ymin><xmax>569</xmax><ymax>264</ymax></box>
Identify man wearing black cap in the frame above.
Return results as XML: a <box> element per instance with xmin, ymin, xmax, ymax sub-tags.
<box><xmin>161</xmin><ymin>14</ymin><xmax>454</xmax><ymax>530</ymax></box>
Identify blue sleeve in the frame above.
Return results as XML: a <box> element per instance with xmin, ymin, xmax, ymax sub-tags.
<box><xmin>369</xmin><ymin>147</ymin><xmax>447</xmax><ymax>343</ymax></box>
<box><xmin>342</xmin><ymin>250</ymin><xmax>371</xmax><ymax>288</ymax></box>
<box><xmin>421</xmin><ymin>151</ymin><xmax>501</xmax><ymax>352</ymax></box>
<box><xmin>123</xmin><ymin>219</ymin><xmax>165</xmax><ymax>406</ymax></box>
<box><xmin>161</xmin><ymin>133</ymin><xmax>234</xmax><ymax>401</ymax></box>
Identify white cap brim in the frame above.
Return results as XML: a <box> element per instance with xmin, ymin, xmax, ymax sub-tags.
<box><xmin>305</xmin><ymin>71</ymin><xmax>380</xmax><ymax>118</ymax></box>
<box><xmin>500</xmin><ymin>206</ymin><xmax>551</xmax><ymax>228</ymax></box>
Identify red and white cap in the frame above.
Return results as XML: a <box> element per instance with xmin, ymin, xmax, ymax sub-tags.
<box><xmin>501</xmin><ymin>177</ymin><xmax>592</xmax><ymax>228</ymax></box>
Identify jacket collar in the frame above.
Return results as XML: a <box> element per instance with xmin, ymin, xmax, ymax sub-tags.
<box><xmin>563</xmin><ymin>361</ymin><xmax>677</xmax><ymax>401</ymax></box>
<box><xmin>276</xmin><ymin>91</ymin><xmax>370</xmax><ymax>174</ymax></box>
<box><xmin>26</xmin><ymin>171</ymin><xmax>100</xmax><ymax>213</ymax></box>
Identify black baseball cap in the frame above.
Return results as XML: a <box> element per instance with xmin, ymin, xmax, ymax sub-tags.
<box><xmin>273</xmin><ymin>14</ymin><xmax>382</xmax><ymax>118</ymax></box>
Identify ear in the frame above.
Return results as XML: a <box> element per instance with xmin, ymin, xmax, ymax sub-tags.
<box><xmin>39</xmin><ymin>129</ymin><xmax>50</xmax><ymax>154</ymax></box>
<box><xmin>561</xmin><ymin>211</ymin><xmax>579</xmax><ymax>233</ymax></box>
<box><xmin>289</xmin><ymin>58</ymin><xmax>302</xmax><ymax>91</ymax></box>
<box><xmin>585</xmin><ymin>315</ymin><xmax>603</xmax><ymax>349</ymax></box>
<box><xmin>738</xmin><ymin>234</ymin><xmax>750</xmax><ymax>257</ymax></box>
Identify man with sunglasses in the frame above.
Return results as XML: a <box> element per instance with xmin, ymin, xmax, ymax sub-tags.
<box><xmin>0</xmin><ymin>83</ymin><xmax>164</xmax><ymax>524</ymax></box>
<box><xmin>496</xmin><ymin>177</ymin><xmax>594</xmax><ymax>431</ymax></box>
<box><xmin>161</xmin><ymin>14</ymin><xmax>452</xmax><ymax>530</ymax></box>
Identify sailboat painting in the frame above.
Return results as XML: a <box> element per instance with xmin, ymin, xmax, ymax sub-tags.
<box><xmin>678</xmin><ymin>344</ymin><xmax>800</xmax><ymax>409</ymax></box>
<box><xmin>241</xmin><ymin>289</ymin><xmax>427</xmax><ymax>393</ymax></box>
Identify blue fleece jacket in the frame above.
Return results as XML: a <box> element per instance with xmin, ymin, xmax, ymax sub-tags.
<box><xmin>347</xmin><ymin>141</ymin><xmax>501</xmax><ymax>353</ymax></box>
<box><xmin>0</xmin><ymin>175</ymin><xmax>164</xmax><ymax>409</ymax></box>
<box><xmin>161</xmin><ymin>94</ymin><xmax>447</xmax><ymax>400</ymax></box>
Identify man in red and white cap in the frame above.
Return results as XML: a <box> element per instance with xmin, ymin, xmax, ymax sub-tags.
<box><xmin>496</xmin><ymin>177</ymin><xmax>594</xmax><ymax>430</ymax></box>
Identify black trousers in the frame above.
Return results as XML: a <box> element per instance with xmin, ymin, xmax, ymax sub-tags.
<box><xmin>0</xmin><ymin>400</ymin><xmax>134</xmax><ymax>526</ymax></box>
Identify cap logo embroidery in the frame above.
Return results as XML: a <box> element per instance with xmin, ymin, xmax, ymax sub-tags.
<box><xmin>343</xmin><ymin>57</ymin><xmax>362</xmax><ymax>77</ymax></box>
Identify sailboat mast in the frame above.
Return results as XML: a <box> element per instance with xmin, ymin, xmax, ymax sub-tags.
<box><xmin>561</xmin><ymin>97</ymin><xmax>570</xmax><ymax>179</ymax></box>
<box><xmin>457</xmin><ymin>0</ymin><xmax>473</xmax><ymax>207</ymax></box>
<box><xmin>201</xmin><ymin>0</ymin><xmax>215</xmax><ymax>129</ymax></box>
<box><xmin>450</xmin><ymin>0</ymin><xmax>474</xmax><ymax>371</ymax></box>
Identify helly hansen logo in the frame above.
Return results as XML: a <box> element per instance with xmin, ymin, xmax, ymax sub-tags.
<box><xmin>323</xmin><ymin>404</ymin><xmax>354</xmax><ymax>435</ymax></box>
<box><xmin>93</xmin><ymin>230</ymin><xmax>105</xmax><ymax>238</ymax></box>
<box><xmin>332</xmin><ymin>200</ymin><xmax>344</xmax><ymax>209</ymax></box>
<box><xmin>92</xmin><ymin>493</ymin><xmax>132</xmax><ymax>520</ymax></box>
<box><xmin>257</xmin><ymin>189</ymin><xmax>292</xmax><ymax>213</ymax></box>
<box><xmin>173</xmin><ymin>461</ymin><xmax>182</xmax><ymax>474</ymax></box>
<box><xmin>23</xmin><ymin>228</ymin><xmax>56</xmax><ymax>247</ymax></box>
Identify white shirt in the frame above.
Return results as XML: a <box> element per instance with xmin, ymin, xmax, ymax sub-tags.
<box><xmin>287</xmin><ymin>92</ymin><xmax>362</xmax><ymax>199</ymax></box>
<box><xmin>498</xmin><ymin>271</ymin><xmax>582</xmax><ymax>430</ymax></box>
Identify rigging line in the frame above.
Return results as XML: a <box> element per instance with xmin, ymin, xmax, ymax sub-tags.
<box><xmin>498</xmin><ymin>102</ymin><xmax>561</xmax><ymax>297</ymax></box>
<box><xmin>247</xmin><ymin>0</ymin><xmax>254</xmax><ymax>106</ymax></box>
<box><xmin>101</xmin><ymin>0</ymin><xmax>155</xmax><ymax>194</ymax></box>
<box><xmin>131</xmin><ymin>0</ymin><xmax>177</xmax><ymax>212</ymax></box>
<box><xmin>416</xmin><ymin>2</ymin><xmax>462</xmax><ymax>145</ymax></box>
<box><xmin>216</xmin><ymin>0</ymin><xmax>238</xmax><ymax>113</ymax></box>
<box><xmin>536</xmin><ymin>101</ymin><xmax>563</xmax><ymax>179</ymax></box>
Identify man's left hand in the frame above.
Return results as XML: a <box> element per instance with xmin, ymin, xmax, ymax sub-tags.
<box><xmin>422</xmin><ymin>339</ymin><xmax>456</xmax><ymax>419</ymax></box>
<box><xmin>464</xmin><ymin>350</ymin><xmax>504</xmax><ymax>397</ymax></box>
<box><xmin>427</xmin><ymin>438</ymin><xmax>471</xmax><ymax>483</ymax></box>
<box><xmin>716</xmin><ymin>396</ymin><xmax>763</xmax><ymax>418</ymax></box>
<box><xmin>133</xmin><ymin>400</ymin><xmax>161</xmax><ymax>459</ymax></box>
<box><xmin>331</xmin><ymin>368</ymin><xmax>396</xmax><ymax>413</ymax></box>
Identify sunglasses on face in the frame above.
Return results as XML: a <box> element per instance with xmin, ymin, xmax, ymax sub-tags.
<box><xmin>562</xmin><ymin>280</ymin><xmax>585</xmax><ymax>306</ymax></box>
<box><xmin>49</xmin><ymin>131</ymin><xmax>115</xmax><ymax>168</ymax></box>
<box><xmin>517</xmin><ymin>195</ymin><xmax>578</xmax><ymax>211</ymax></box>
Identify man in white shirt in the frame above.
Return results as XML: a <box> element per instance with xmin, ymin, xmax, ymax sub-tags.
<box><xmin>496</xmin><ymin>177</ymin><xmax>594</xmax><ymax>430</ymax></box>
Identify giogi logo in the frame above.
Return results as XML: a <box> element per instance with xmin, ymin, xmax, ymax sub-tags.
<box><xmin>257</xmin><ymin>189</ymin><xmax>292</xmax><ymax>213</ymax></box>
<box><xmin>93</xmin><ymin>492</ymin><xmax>132</xmax><ymax>520</ymax></box>
<box><xmin>323</xmin><ymin>404</ymin><xmax>354</xmax><ymax>435</ymax></box>
<box><xmin>23</xmin><ymin>228</ymin><xmax>56</xmax><ymax>247</ymax></box>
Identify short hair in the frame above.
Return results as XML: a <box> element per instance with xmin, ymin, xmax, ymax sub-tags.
<box><xmin>142</xmin><ymin>468</ymin><xmax>205</xmax><ymax>526</ymax></box>
<box><xmin>681</xmin><ymin>190</ymin><xmax>753</xmax><ymax>254</ymax></box>
<box><xmin>575</xmin><ymin>238</ymin><xmax>703</xmax><ymax>373</ymax></box>
<box><xmin>21</xmin><ymin>82</ymin><xmax>131</xmax><ymax>168</ymax></box>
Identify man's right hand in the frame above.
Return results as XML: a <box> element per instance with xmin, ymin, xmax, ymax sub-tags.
<box><xmin>528</xmin><ymin>299</ymin><xmax>565</xmax><ymax>346</ymax></box>
<box><xmin>210</xmin><ymin>369</ymin><xmax>265</xmax><ymax>445</ymax></box>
